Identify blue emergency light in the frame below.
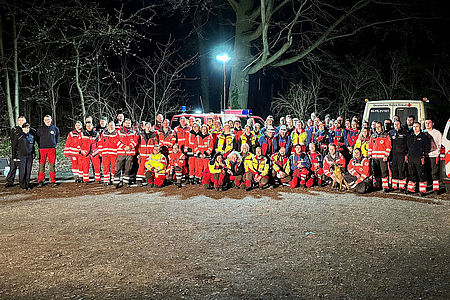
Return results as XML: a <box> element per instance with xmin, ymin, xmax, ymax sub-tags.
<box><xmin>242</xmin><ymin>109</ymin><xmax>252</xmax><ymax>115</ymax></box>
<box><xmin>181</xmin><ymin>106</ymin><xmax>186</xmax><ymax>112</ymax></box>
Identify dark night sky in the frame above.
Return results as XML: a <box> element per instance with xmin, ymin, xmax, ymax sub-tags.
<box><xmin>96</xmin><ymin>0</ymin><xmax>450</xmax><ymax>116</ymax></box>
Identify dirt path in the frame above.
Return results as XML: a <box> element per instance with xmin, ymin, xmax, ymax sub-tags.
<box><xmin>0</xmin><ymin>186</ymin><xmax>449</xmax><ymax>299</ymax></box>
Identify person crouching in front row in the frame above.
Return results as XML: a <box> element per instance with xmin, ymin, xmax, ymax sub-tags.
<box><xmin>344</xmin><ymin>147</ymin><xmax>371</xmax><ymax>194</ymax></box>
<box><xmin>226</xmin><ymin>151</ymin><xmax>245</xmax><ymax>189</ymax></box>
<box><xmin>144</xmin><ymin>144</ymin><xmax>167</xmax><ymax>188</ymax></box>
<box><xmin>202</xmin><ymin>152</ymin><xmax>228</xmax><ymax>191</ymax></box>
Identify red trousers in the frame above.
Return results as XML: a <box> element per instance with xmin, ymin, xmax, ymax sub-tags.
<box><xmin>137</xmin><ymin>156</ymin><xmax>150</xmax><ymax>182</ymax></box>
<box><xmin>79</xmin><ymin>155</ymin><xmax>101</xmax><ymax>182</ymax></box>
<box><xmin>69</xmin><ymin>155</ymin><xmax>82</xmax><ymax>179</ymax></box>
<box><xmin>229</xmin><ymin>175</ymin><xmax>243</xmax><ymax>187</ymax></box>
<box><xmin>146</xmin><ymin>171</ymin><xmax>165</xmax><ymax>187</ymax></box>
<box><xmin>290</xmin><ymin>168</ymin><xmax>310</xmax><ymax>188</ymax></box>
<box><xmin>102</xmin><ymin>155</ymin><xmax>116</xmax><ymax>183</ymax></box>
<box><xmin>38</xmin><ymin>148</ymin><xmax>56</xmax><ymax>183</ymax></box>
<box><xmin>202</xmin><ymin>172</ymin><xmax>226</xmax><ymax>188</ymax></box>
<box><xmin>195</xmin><ymin>157</ymin><xmax>209</xmax><ymax>179</ymax></box>
<box><xmin>188</xmin><ymin>156</ymin><xmax>196</xmax><ymax>178</ymax></box>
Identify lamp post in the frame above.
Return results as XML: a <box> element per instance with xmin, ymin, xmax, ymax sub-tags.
<box><xmin>216</xmin><ymin>54</ymin><xmax>231</xmax><ymax>112</ymax></box>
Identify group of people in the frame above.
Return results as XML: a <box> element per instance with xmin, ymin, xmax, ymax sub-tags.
<box><xmin>5</xmin><ymin>111</ymin><xmax>443</xmax><ymax>197</ymax></box>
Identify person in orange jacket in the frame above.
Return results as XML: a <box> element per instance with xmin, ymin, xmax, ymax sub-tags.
<box><xmin>167</xmin><ymin>144</ymin><xmax>186</xmax><ymax>188</ymax></box>
<box><xmin>64</xmin><ymin>121</ymin><xmax>83</xmax><ymax>182</ymax></box>
<box><xmin>98</xmin><ymin>121</ymin><xmax>118</xmax><ymax>186</ymax></box>
<box><xmin>194</xmin><ymin>125</ymin><xmax>214</xmax><ymax>184</ymax></box>
<box><xmin>368</xmin><ymin>121</ymin><xmax>391</xmax><ymax>192</ymax></box>
<box><xmin>344</xmin><ymin>148</ymin><xmax>371</xmax><ymax>194</ymax></box>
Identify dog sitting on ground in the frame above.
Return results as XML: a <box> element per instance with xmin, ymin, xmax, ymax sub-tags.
<box><xmin>330</xmin><ymin>164</ymin><xmax>350</xmax><ymax>191</ymax></box>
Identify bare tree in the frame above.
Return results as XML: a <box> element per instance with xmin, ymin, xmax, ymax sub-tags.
<box><xmin>130</xmin><ymin>38</ymin><xmax>197</xmax><ymax>123</ymax></box>
<box><xmin>271</xmin><ymin>76</ymin><xmax>322</xmax><ymax>121</ymax></box>
<box><xmin>373</xmin><ymin>51</ymin><xmax>414</xmax><ymax>100</ymax></box>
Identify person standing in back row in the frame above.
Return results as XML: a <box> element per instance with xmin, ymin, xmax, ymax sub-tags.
<box><xmin>5</xmin><ymin>116</ymin><xmax>27</xmax><ymax>187</ymax></box>
<box><xmin>424</xmin><ymin>119</ymin><xmax>442</xmax><ymax>194</ymax></box>
<box><xmin>15</xmin><ymin>123</ymin><xmax>36</xmax><ymax>190</ymax></box>
<box><xmin>406</xmin><ymin>122</ymin><xmax>431</xmax><ymax>196</ymax></box>
<box><xmin>36</xmin><ymin>115</ymin><xmax>60</xmax><ymax>187</ymax></box>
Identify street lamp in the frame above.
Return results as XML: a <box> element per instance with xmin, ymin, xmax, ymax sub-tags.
<box><xmin>216</xmin><ymin>53</ymin><xmax>231</xmax><ymax>112</ymax></box>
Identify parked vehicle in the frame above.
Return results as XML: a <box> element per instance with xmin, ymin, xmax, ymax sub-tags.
<box><xmin>170</xmin><ymin>109</ymin><xmax>265</xmax><ymax>128</ymax></box>
<box><xmin>439</xmin><ymin>118</ymin><xmax>450</xmax><ymax>192</ymax></box>
<box><xmin>363</xmin><ymin>99</ymin><xmax>429</xmax><ymax>127</ymax></box>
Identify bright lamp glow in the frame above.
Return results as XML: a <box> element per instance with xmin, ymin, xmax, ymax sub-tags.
<box><xmin>216</xmin><ymin>54</ymin><xmax>231</xmax><ymax>62</ymax></box>
<box><xmin>195</xmin><ymin>110</ymin><xmax>202</xmax><ymax>114</ymax></box>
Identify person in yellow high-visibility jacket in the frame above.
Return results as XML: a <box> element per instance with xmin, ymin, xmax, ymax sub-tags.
<box><xmin>215</xmin><ymin>124</ymin><xmax>237</xmax><ymax>158</ymax></box>
<box><xmin>244</xmin><ymin>146</ymin><xmax>270</xmax><ymax>190</ymax></box>
<box><xmin>240</xmin><ymin>143</ymin><xmax>254</xmax><ymax>173</ymax></box>
<box><xmin>201</xmin><ymin>152</ymin><xmax>228</xmax><ymax>191</ymax></box>
<box><xmin>144</xmin><ymin>145</ymin><xmax>167</xmax><ymax>187</ymax></box>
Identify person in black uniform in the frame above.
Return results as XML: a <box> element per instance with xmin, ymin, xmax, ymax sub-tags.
<box><xmin>5</xmin><ymin>116</ymin><xmax>27</xmax><ymax>187</ymax></box>
<box><xmin>389</xmin><ymin>120</ymin><xmax>409</xmax><ymax>192</ymax></box>
<box><xmin>406</xmin><ymin>122</ymin><xmax>431</xmax><ymax>196</ymax></box>
<box><xmin>15</xmin><ymin>123</ymin><xmax>36</xmax><ymax>190</ymax></box>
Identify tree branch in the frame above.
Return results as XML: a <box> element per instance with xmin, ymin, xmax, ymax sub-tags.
<box><xmin>270</xmin><ymin>0</ymin><xmax>373</xmax><ymax>68</ymax></box>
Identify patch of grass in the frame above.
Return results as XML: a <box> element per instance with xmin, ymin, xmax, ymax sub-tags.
<box><xmin>0</xmin><ymin>137</ymin><xmax>11</xmax><ymax>158</ymax></box>
<box><xmin>0</xmin><ymin>135</ymin><xmax>67</xmax><ymax>158</ymax></box>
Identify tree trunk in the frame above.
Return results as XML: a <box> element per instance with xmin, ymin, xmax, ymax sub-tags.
<box><xmin>0</xmin><ymin>13</ymin><xmax>15</xmax><ymax>128</ymax></box>
<box><xmin>228</xmin><ymin>0</ymin><xmax>254</xmax><ymax>109</ymax></box>
<box><xmin>194</xmin><ymin>10</ymin><xmax>210</xmax><ymax>112</ymax></box>
<box><xmin>50</xmin><ymin>85</ymin><xmax>56</xmax><ymax>125</ymax></box>
<box><xmin>12</xmin><ymin>0</ymin><xmax>19</xmax><ymax>121</ymax></box>
<box><xmin>73</xmin><ymin>41</ymin><xmax>86</xmax><ymax>119</ymax></box>
<box><xmin>197</xmin><ymin>32</ymin><xmax>210</xmax><ymax>112</ymax></box>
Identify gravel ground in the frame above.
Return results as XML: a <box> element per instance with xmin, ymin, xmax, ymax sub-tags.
<box><xmin>0</xmin><ymin>185</ymin><xmax>449</xmax><ymax>299</ymax></box>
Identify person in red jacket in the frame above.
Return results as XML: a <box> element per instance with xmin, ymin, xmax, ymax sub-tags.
<box><xmin>306</xmin><ymin>143</ymin><xmax>324</xmax><ymax>187</ymax></box>
<box><xmin>137</xmin><ymin>122</ymin><xmax>159</xmax><ymax>186</ymax></box>
<box><xmin>233</xmin><ymin>120</ymin><xmax>244</xmax><ymax>145</ymax></box>
<box><xmin>114</xmin><ymin>119</ymin><xmax>138</xmax><ymax>188</ymax></box>
<box><xmin>368</xmin><ymin>122</ymin><xmax>391</xmax><ymax>192</ymax></box>
<box><xmin>323</xmin><ymin>143</ymin><xmax>346</xmax><ymax>183</ymax></box>
<box><xmin>79</xmin><ymin>122</ymin><xmax>101</xmax><ymax>184</ymax></box>
<box><xmin>289</xmin><ymin>144</ymin><xmax>311</xmax><ymax>188</ymax></box>
<box><xmin>174</xmin><ymin>117</ymin><xmax>191</xmax><ymax>154</ymax></box>
<box><xmin>158</xmin><ymin>119</ymin><xmax>177</xmax><ymax>157</ymax></box>
<box><xmin>64</xmin><ymin>121</ymin><xmax>83</xmax><ymax>182</ymax></box>
<box><xmin>186</xmin><ymin>122</ymin><xmax>201</xmax><ymax>184</ymax></box>
<box><xmin>344</xmin><ymin>148</ymin><xmax>371</xmax><ymax>194</ymax></box>
<box><xmin>167</xmin><ymin>144</ymin><xmax>186</xmax><ymax>188</ymax></box>
<box><xmin>195</xmin><ymin>125</ymin><xmax>214</xmax><ymax>184</ymax></box>
<box><xmin>98</xmin><ymin>121</ymin><xmax>117</xmax><ymax>186</ymax></box>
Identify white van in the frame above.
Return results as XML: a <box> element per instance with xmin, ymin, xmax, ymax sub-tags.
<box><xmin>362</xmin><ymin>99</ymin><xmax>428</xmax><ymax>127</ymax></box>
<box><xmin>439</xmin><ymin>118</ymin><xmax>450</xmax><ymax>192</ymax></box>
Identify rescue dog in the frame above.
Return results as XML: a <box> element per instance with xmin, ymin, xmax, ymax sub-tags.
<box><xmin>330</xmin><ymin>164</ymin><xmax>350</xmax><ymax>191</ymax></box>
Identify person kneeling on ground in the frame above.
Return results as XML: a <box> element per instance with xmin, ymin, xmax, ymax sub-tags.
<box><xmin>244</xmin><ymin>147</ymin><xmax>270</xmax><ymax>191</ymax></box>
<box><xmin>344</xmin><ymin>148</ymin><xmax>371</xmax><ymax>194</ymax></box>
<box><xmin>289</xmin><ymin>144</ymin><xmax>311</xmax><ymax>188</ymax></box>
<box><xmin>271</xmin><ymin>146</ymin><xmax>292</xmax><ymax>187</ymax></box>
<box><xmin>167</xmin><ymin>144</ymin><xmax>186</xmax><ymax>188</ymax></box>
<box><xmin>323</xmin><ymin>143</ymin><xmax>346</xmax><ymax>185</ymax></box>
<box><xmin>202</xmin><ymin>152</ymin><xmax>228</xmax><ymax>191</ymax></box>
<box><xmin>144</xmin><ymin>145</ymin><xmax>167</xmax><ymax>188</ymax></box>
<box><xmin>226</xmin><ymin>151</ymin><xmax>245</xmax><ymax>189</ymax></box>
<box><xmin>307</xmin><ymin>143</ymin><xmax>324</xmax><ymax>187</ymax></box>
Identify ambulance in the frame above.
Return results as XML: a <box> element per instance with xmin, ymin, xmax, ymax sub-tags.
<box><xmin>362</xmin><ymin>98</ymin><xmax>428</xmax><ymax>127</ymax></box>
<box><xmin>170</xmin><ymin>109</ymin><xmax>265</xmax><ymax>128</ymax></box>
